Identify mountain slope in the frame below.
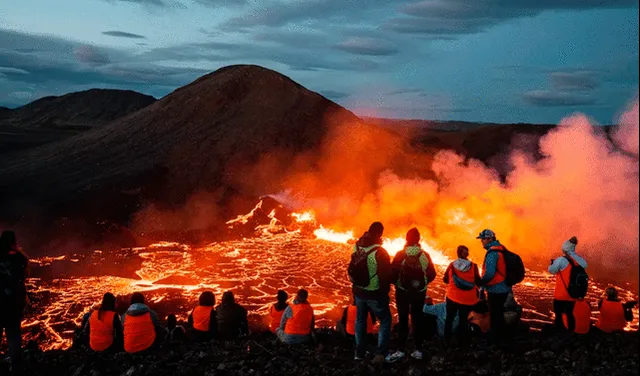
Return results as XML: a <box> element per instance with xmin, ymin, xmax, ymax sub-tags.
<box><xmin>0</xmin><ymin>65</ymin><xmax>359</xmax><ymax>227</ymax></box>
<box><xmin>0</xmin><ymin>89</ymin><xmax>156</xmax><ymax>129</ymax></box>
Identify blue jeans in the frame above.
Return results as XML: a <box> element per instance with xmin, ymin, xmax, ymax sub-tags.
<box><xmin>355</xmin><ymin>296</ymin><xmax>391</xmax><ymax>356</ymax></box>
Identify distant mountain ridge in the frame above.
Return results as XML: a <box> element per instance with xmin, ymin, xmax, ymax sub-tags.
<box><xmin>0</xmin><ymin>88</ymin><xmax>156</xmax><ymax>129</ymax></box>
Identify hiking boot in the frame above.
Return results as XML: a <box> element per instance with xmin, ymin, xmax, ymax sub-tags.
<box><xmin>410</xmin><ymin>350</ymin><xmax>423</xmax><ymax>360</ymax></box>
<box><xmin>385</xmin><ymin>350</ymin><xmax>405</xmax><ymax>363</ymax></box>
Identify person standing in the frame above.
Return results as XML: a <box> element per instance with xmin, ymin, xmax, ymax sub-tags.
<box><xmin>387</xmin><ymin>228</ymin><xmax>436</xmax><ymax>362</ymax></box>
<box><xmin>477</xmin><ymin>229</ymin><xmax>511</xmax><ymax>341</ymax></box>
<box><xmin>443</xmin><ymin>245</ymin><xmax>480</xmax><ymax>345</ymax></box>
<box><xmin>548</xmin><ymin>236</ymin><xmax>587</xmax><ymax>333</ymax></box>
<box><xmin>0</xmin><ymin>231</ymin><xmax>29</xmax><ymax>375</ymax></box>
<box><xmin>349</xmin><ymin>222</ymin><xmax>392</xmax><ymax>364</ymax></box>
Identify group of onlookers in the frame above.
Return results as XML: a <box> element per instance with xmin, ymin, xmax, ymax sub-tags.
<box><xmin>1</xmin><ymin>226</ymin><xmax>638</xmax><ymax>375</ymax></box>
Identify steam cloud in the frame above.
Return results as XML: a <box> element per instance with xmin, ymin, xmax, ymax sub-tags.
<box><xmin>272</xmin><ymin>96</ymin><xmax>640</xmax><ymax>282</ymax></box>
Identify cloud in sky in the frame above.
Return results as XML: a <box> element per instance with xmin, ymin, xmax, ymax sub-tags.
<box><xmin>0</xmin><ymin>0</ymin><xmax>637</xmax><ymax>123</ymax></box>
<box><xmin>102</xmin><ymin>30</ymin><xmax>147</xmax><ymax>39</ymax></box>
<box><xmin>335</xmin><ymin>37</ymin><xmax>399</xmax><ymax>56</ymax></box>
<box><xmin>523</xmin><ymin>90</ymin><xmax>598</xmax><ymax>107</ymax></box>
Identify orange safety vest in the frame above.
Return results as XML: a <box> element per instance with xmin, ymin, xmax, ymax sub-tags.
<box><xmin>483</xmin><ymin>247</ymin><xmax>506</xmax><ymax>286</ymax></box>
<box><xmin>446</xmin><ymin>263</ymin><xmax>479</xmax><ymax>306</ymax></box>
<box><xmin>89</xmin><ymin>310</ymin><xmax>115</xmax><ymax>352</ymax></box>
<box><xmin>563</xmin><ymin>299</ymin><xmax>591</xmax><ymax>334</ymax></box>
<box><xmin>269</xmin><ymin>304</ymin><xmax>287</xmax><ymax>334</ymax></box>
<box><xmin>123</xmin><ymin>312</ymin><xmax>156</xmax><ymax>353</ymax></box>
<box><xmin>192</xmin><ymin>305</ymin><xmax>213</xmax><ymax>332</ymax></box>
<box><xmin>345</xmin><ymin>305</ymin><xmax>374</xmax><ymax>335</ymax></box>
<box><xmin>284</xmin><ymin>303</ymin><xmax>314</xmax><ymax>336</ymax></box>
<box><xmin>554</xmin><ymin>258</ymin><xmax>576</xmax><ymax>301</ymax></box>
<box><xmin>596</xmin><ymin>300</ymin><xmax>627</xmax><ymax>333</ymax></box>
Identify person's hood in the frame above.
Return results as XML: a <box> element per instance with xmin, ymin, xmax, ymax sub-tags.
<box><xmin>126</xmin><ymin>303</ymin><xmax>150</xmax><ymax>316</ymax></box>
<box><xmin>221</xmin><ymin>292</ymin><xmax>235</xmax><ymax>305</ymax></box>
<box><xmin>404</xmin><ymin>245</ymin><xmax>423</xmax><ymax>256</ymax></box>
<box><xmin>356</xmin><ymin>232</ymin><xmax>381</xmax><ymax>248</ymax></box>
<box><xmin>562</xmin><ymin>239</ymin><xmax>577</xmax><ymax>254</ymax></box>
<box><xmin>293</xmin><ymin>298</ymin><xmax>308</xmax><ymax>305</ymax></box>
<box><xmin>453</xmin><ymin>258</ymin><xmax>472</xmax><ymax>272</ymax></box>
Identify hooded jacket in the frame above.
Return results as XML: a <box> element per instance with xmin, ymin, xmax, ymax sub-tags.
<box><xmin>479</xmin><ymin>240</ymin><xmax>511</xmax><ymax>294</ymax></box>
<box><xmin>351</xmin><ymin>232</ymin><xmax>392</xmax><ymax>300</ymax></box>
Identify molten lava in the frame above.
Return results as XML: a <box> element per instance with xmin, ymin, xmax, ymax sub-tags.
<box><xmin>12</xmin><ymin>207</ymin><xmax>638</xmax><ymax>353</ymax></box>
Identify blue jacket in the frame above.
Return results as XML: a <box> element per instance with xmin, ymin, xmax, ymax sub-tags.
<box><xmin>480</xmin><ymin>240</ymin><xmax>511</xmax><ymax>294</ymax></box>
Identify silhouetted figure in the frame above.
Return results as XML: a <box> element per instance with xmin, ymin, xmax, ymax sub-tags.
<box><xmin>349</xmin><ymin>222</ymin><xmax>392</xmax><ymax>364</ymax></box>
<box><xmin>477</xmin><ymin>229</ymin><xmax>511</xmax><ymax>342</ymax></box>
<box><xmin>79</xmin><ymin>292</ymin><xmax>123</xmax><ymax>352</ymax></box>
<box><xmin>0</xmin><ymin>231</ymin><xmax>29</xmax><ymax>375</ymax></box>
<box><xmin>165</xmin><ymin>314</ymin><xmax>187</xmax><ymax>342</ymax></box>
<box><xmin>388</xmin><ymin>228</ymin><xmax>436</xmax><ymax>362</ymax></box>
<box><xmin>121</xmin><ymin>292</ymin><xmax>163</xmax><ymax>353</ymax></box>
<box><xmin>187</xmin><ymin>291</ymin><xmax>217</xmax><ymax>341</ymax></box>
<box><xmin>269</xmin><ymin>290</ymin><xmax>289</xmax><ymax>334</ymax></box>
<box><xmin>216</xmin><ymin>291</ymin><xmax>249</xmax><ymax>340</ymax></box>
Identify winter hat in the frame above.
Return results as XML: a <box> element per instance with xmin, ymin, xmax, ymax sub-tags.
<box><xmin>406</xmin><ymin>227</ymin><xmax>420</xmax><ymax>245</ymax></box>
<box><xmin>368</xmin><ymin>222</ymin><xmax>384</xmax><ymax>238</ymax></box>
<box><xmin>562</xmin><ymin>236</ymin><xmax>578</xmax><ymax>254</ymax></box>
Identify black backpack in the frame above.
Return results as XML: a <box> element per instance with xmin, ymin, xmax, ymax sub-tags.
<box><xmin>399</xmin><ymin>253</ymin><xmax>426</xmax><ymax>292</ymax></box>
<box><xmin>348</xmin><ymin>246</ymin><xmax>378</xmax><ymax>288</ymax></box>
<box><xmin>493</xmin><ymin>247</ymin><xmax>525</xmax><ymax>286</ymax></box>
<box><xmin>563</xmin><ymin>256</ymin><xmax>589</xmax><ymax>299</ymax></box>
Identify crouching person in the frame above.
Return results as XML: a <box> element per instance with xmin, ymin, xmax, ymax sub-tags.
<box><xmin>188</xmin><ymin>291</ymin><xmax>217</xmax><ymax>341</ymax></box>
<box><xmin>165</xmin><ymin>314</ymin><xmax>187</xmax><ymax>342</ymax></box>
<box><xmin>277</xmin><ymin>289</ymin><xmax>315</xmax><ymax>345</ymax></box>
<box><xmin>79</xmin><ymin>293</ymin><xmax>123</xmax><ymax>352</ymax></box>
<box><xmin>122</xmin><ymin>292</ymin><xmax>163</xmax><ymax>353</ymax></box>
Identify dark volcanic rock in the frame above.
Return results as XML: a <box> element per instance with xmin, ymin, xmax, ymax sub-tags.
<box><xmin>3</xmin><ymin>330</ymin><xmax>637</xmax><ymax>376</ymax></box>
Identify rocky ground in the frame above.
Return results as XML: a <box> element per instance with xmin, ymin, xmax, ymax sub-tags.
<box><xmin>2</xmin><ymin>328</ymin><xmax>638</xmax><ymax>376</ymax></box>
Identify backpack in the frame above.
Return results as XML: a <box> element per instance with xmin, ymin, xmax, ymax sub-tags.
<box><xmin>563</xmin><ymin>256</ymin><xmax>589</xmax><ymax>299</ymax></box>
<box><xmin>348</xmin><ymin>246</ymin><xmax>378</xmax><ymax>288</ymax></box>
<box><xmin>493</xmin><ymin>247</ymin><xmax>525</xmax><ymax>286</ymax></box>
<box><xmin>399</xmin><ymin>253</ymin><xmax>426</xmax><ymax>292</ymax></box>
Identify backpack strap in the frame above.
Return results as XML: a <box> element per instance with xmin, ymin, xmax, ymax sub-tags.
<box><xmin>357</xmin><ymin>245</ymin><xmax>380</xmax><ymax>282</ymax></box>
<box><xmin>558</xmin><ymin>256</ymin><xmax>574</xmax><ymax>291</ymax></box>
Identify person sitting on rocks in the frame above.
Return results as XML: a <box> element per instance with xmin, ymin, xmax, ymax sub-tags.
<box><xmin>121</xmin><ymin>292</ymin><xmax>164</xmax><ymax>353</ymax></box>
<box><xmin>188</xmin><ymin>291</ymin><xmax>217</xmax><ymax>341</ymax></box>
<box><xmin>564</xmin><ymin>299</ymin><xmax>592</xmax><ymax>335</ymax></box>
<box><xmin>165</xmin><ymin>314</ymin><xmax>187</xmax><ymax>342</ymax></box>
<box><xmin>269</xmin><ymin>290</ymin><xmax>289</xmax><ymax>334</ymax></box>
<box><xmin>596</xmin><ymin>287</ymin><xmax>637</xmax><ymax>333</ymax></box>
<box><xmin>423</xmin><ymin>300</ymin><xmax>460</xmax><ymax>338</ymax></box>
<box><xmin>216</xmin><ymin>291</ymin><xmax>249</xmax><ymax>340</ymax></box>
<box><xmin>336</xmin><ymin>295</ymin><xmax>376</xmax><ymax>341</ymax></box>
<box><xmin>277</xmin><ymin>289</ymin><xmax>315</xmax><ymax>345</ymax></box>
<box><xmin>79</xmin><ymin>292</ymin><xmax>123</xmax><ymax>352</ymax></box>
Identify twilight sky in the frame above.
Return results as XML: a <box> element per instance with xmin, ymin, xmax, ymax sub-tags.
<box><xmin>1</xmin><ymin>0</ymin><xmax>638</xmax><ymax>124</ymax></box>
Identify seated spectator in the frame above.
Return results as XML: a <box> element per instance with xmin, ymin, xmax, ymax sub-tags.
<box><xmin>564</xmin><ymin>299</ymin><xmax>592</xmax><ymax>334</ymax></box>
<box><xmin>596</xmin><ymin>287</ymin><xmax>637</xmax><ymax>333</ymax></box>
<box><xmin>121</xmin><ymin>292</ymin><xmax>164</xmax><ymax>353</ymax></box>
<box><xmin>277</xmin><ymin>289</ymin><xmax>315</xmax><ymax>345</ymax></box>
<box><xmin>269</xmin><ymin>290</ymin><xmax>289</xmax><ymax>334</ymax></box>
<box><xmin>216</xmin><ymin>291</ymin><xmax>249</xmax><ymax>340</ymax></box>
<box><xmin>188</xmin><ymin>291</ymin><xmax>217</xmax><ymax>341</ymax></box>
<box><xmin>336</xmin><ymin>296</ymin><xmax>376</xmax><ymax>340</ymax></box>
<box><xmin>79</xmin><ymin>292</ymin><xmax>123</xmax><ymax>352</ymax></box>
<box><xmin>165</xmin><ymin>314</ymin><xmax>187</xmax><ymax>342</ymax></box>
